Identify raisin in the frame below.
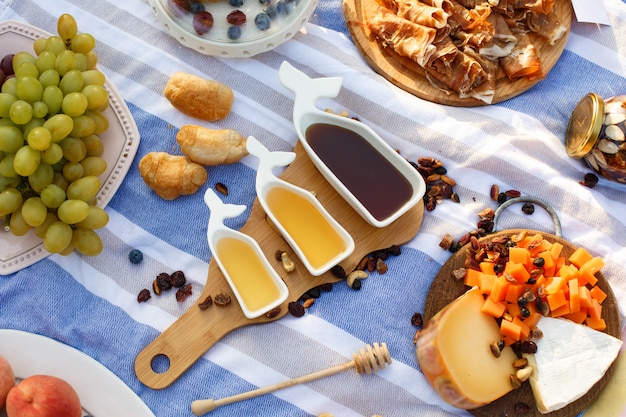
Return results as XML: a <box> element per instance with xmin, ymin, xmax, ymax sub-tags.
<box><xmin>533</xmin><ymin>257</ymin><xmax>545</xmax><ymax>267</ymax></box>
<box><xmin>497</xmin><ymin>192</ymin><xmax>508</xmax><ymax>204</ymax></box>
<box><xmin>288</xmin><ymin>301</ymin><xmax>305</xmax><ymax>317</ymax></box>
<box><xmin>157</xmin><ymin>273</ymin><xmax>172</xmax><ymax>291</ymax></box>
<box><xmin>137</xmin><ymin>288</ymin><xmax>151</xmax><ymax>303</ymax></box>
<box><xmin>331</xmin><ymin>265</ymin><xmax>346</xmax><ymax>279</ymax></box>
<box><xmin>176</xmin><ymin>283</ymin><xmax>192</xmax><ymax>302</ymax></box>
<box><xmin>169</xmin><ymin>270</ymin><xmax>186</xmax><ymax>288</ymax></box>
<box><xmin>318</xmin><ymin>283</ymin><xmax>333</xmax><ymax>292</ymax></box>
<box><xmin>580</xmin><ymin>173</ymin><xmax>599</xmax><ymax>188</ymax></box>
<box><xmin>387</xmin><ymin>244</ymin><xmax>401</xmax><ymax>256</ymax></box>
<box><xmin>411</xmin><ymin>312</ymin><xmax>423</xmax><ymax>327</ymax></box>
<box><xmin>521</xmin><ymin>203</ymin><xmax>535</xmax><ymax>215</ymax></box>
<box><xmin>521</xmin><ymin>340</ymin><xmax>537</xmax><ymax>354</ymax></box>
<box><xmin>514</xmin><ymin>402</ymin><xmax>531</xmax><ymax>414</ymax></box>
<box><xmin>198</xmin><ymin>295</ymin><xmax>213</xmax><ymax>310</ymax></box>
<box><xmin>214</xmin><ymin>291</ymin><xmax>231</xmax><ymax>306</ymax></box>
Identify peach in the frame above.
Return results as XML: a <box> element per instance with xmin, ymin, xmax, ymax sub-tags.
<box><xmin>5</xmin><ymin>375</ymin><xmax>81</xmax><ymax>417</ymax></box>
<box><xmin>0</xmin><ymin>355</ymin><xmax>16</xmax><ymax>408</ymax></box>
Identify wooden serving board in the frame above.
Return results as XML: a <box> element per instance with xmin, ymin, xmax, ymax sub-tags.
<box><xmin>135</xmin><ymin>142</ymin><xmax>424</xmax><ymax>389</ymax></box>
<box><xmin>423</xmin><ymin>229</ymin><xmax>621</xmax><ymax>417</ymax></box>
<box><xmin>343</xmin><ymin>0</ymin><xmax>573</xmax><ymax>106</ymax></box>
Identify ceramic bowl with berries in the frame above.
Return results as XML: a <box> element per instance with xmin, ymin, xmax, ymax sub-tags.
<box><xmin>148</xmin><ymin>0</ymin><xmax>318</xmax><ymax>57</ymax></box>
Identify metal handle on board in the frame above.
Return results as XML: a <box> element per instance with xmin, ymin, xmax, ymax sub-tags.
<box><xmin>492</xmin><ymin>196</ymin><xmax>562</xmax><ymax>237</ymax></box>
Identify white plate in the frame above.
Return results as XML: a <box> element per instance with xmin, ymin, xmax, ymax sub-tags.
<box><xmin>0</xmin><ymin>329</ymin><xmax>155</xmax><ymax>417</ymax></box>
<box><xmin>0</xmin><ymin>20</ymin><xmax>140</xmax><ymax>275</ymax></box>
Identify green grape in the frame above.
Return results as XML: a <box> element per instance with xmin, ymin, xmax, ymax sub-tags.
<box><xmin>41</xmin><ymin>143</ymin><xmax>63</xmax><ymax>165</ymax></box>
<box><xmin>21</xmin><ymin>196</ymin><xmax>47</xmax><ymax>227</ymax></box>
<box><xmin>1</xmin><ymin>77</ymin><xmax>17</xmax><ymax>95</ymax></box>
<box><xmin>44</xmin><ymin>220</ymin><xmax>73</xmax><ymax>253</ymax></box>
<box><xmin>14</xmin><ymin>62</ymin><xmax>39</xmax><ymax>79</ymax></box>
<box><xmin>85</xmin><ymin>51</ymin><xmax>98</xmax><ymax>70</ymax></box>
<box><xmin>59</xmin><ymin>69</ymin><xmax>83</xmax><ymax>95</ymax></box>
<box><xmin>62</xmin><ymin>161</ymin><xmax>83</xmax><ymax>182</ymax></box>
<box><xmin>33</xmin><ymin>38</ymin><xmax>47</xmax><ymax>56</ymax></box>
<box><xmin>61</xmin><ymin>92</ymin><xmax>88</xmax><ymax>117</ymax></box>
<box><xmin>35</xmin><ymin>212</ymin><xmax>58</xmax><ymax>238</ymax></box>
<box><xmin>59</xmin><ymin>136</ymin><xmax>86</xmax><ymax>162</ymax></box>
<box><xmin>12</xmin><ymin>52</ymin><xmax>36</xmax><ymax>72</ymax></box>
<box><xmin>45</xmin><ymin>36</ymin><xmax>66</xmax><ymax>56</ymax></box>
<box><xmin>13</xmin><ymin>145</ymin><xmax>41</xmax><ymax>176</ymax></box>
<box><xmin>0</xmin><ymin>126</ymin><xmax>24</xmax><ymax>153</ymax></box>
<box><xmin>82</xmin><ymin>70</ymin><xmax>105</xmax><ymax>86</ymax></box>
<box><xmin>0</xmin><ymin>93</ymin><xmax>17</xmax><ymax>118</ymax></box>
<box><xmin>22</xmin><ymin>118</ymin><xmax>44</xmax><ymax>140</ymax></box>
<box><xmin>9</xmin><ymin>100</ymin><xmax>33</xmax><ymax>125</ymax></box>
<box><xmin>28</xmin><ymin>163</ymin><xmax>54</xmax><ymax>192</ymax></box>
<box><xmin>74</xmin><ymin>53</ymin><xmax>88</xmax><ymax>72</ymax></box>
<box><xmin>27</xmin><ymin>126</ymin><xmax>52</xmax><ymax>151</ymax></box>
<box><xmin>70</xmin><ymin>33</ymin><xmax>96</xmax><ymax>54</ymax></box>
<box><xmin>0</xmin><ymin>175</ymin><xmax>20</xmax><ymax>191</ymax></box>
<box><xmin>9</xmin><ymin>210</ymin><xmax>31</xmax><ymax>237</ymax></box>
<box><xmin>72</xmin><ymin>227</ymin><xmax>103</xmax><ymax>256</ymax></box>
<box><xmin>40</xmin><ymin>183</ymin><xmax>66</xmax><ymax>208</ymax></box>
<box><xmin>32</xmin><ymin>101</ymin><xmax>48</xmax><ymax>118</ymax></box>
<box><xmin>57</xmin><ymin>199</ymin><xmax>89</xmax><ymax>224</ymax></box>
<box><xmin>66</xmin><ymin>175</ymin><xmax>100</xmax><ymax>202</ymax></box>
<box><xmin>81</xmin><ymin>85</ymin><xmax>108</xmax><ymax>110</ymax></box>
<box><xmin>57</xmin><ymin>14</ymin><xmax>78</xmax><ymax>42</ymax></box>
<box><xmin>43</xmin><ymin>113</ymin><xmax>73</xmax><ymax>142</ymax></box>
<box><xmin>0</xmin><ymin>188</ymin><xmax>23</xmax><ymax>216</ymax></box>
<box><xmin>52</xmin><ymin>171</ymin><xmax>69</xmax><ymax>190</ymax></box>
<box><xmin>0</xmin><ymin>154</ymin><xmax>17</xmax><ymax>178</ymax></box>
<box><xmin>39</xmin><ymin>69</ymin><xmax>60</xmax><ymax>89</ymax></box>
<box><xmin>15</xmin><ymin>75</ymin><xmax>43</xmax><ymax>103</ymax></box>
<box><xmin>34</xmin><ymin>51</ymin><xmax>56</xmax><ymax>74</ymax></box>
<box><xmin>80</xmin><ymin>156</ymin><xmax>106</xmax><ymax>176</ymax></box>
<box><xmin>55</xmin><ymin>49</ymin><xmax>76</xmax><ymax>76</ymax></box>
<box><xmin>70</xmin><ymin>115</ymin><xmax>95</xmax><ymax>137</ymax></box>
<box><xmin>84</xmin><ymin>110</ymin><xmax>108</xmax><ymax>134</ymax></box>
<box><xmin>76</xmin><ymin>206</ymin><xmax>108</xmax><ymax>229</ymax></box>
<box><xmin>81</xmin><ymin>134</ymin><xmax>104</xmax><ymax>157</ymax></box>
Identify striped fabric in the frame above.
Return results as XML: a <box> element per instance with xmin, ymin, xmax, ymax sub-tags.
<box><xmin>1</xmin><ymin>0</ymin><xmax>625</xmax><ymax>416</ymax></box>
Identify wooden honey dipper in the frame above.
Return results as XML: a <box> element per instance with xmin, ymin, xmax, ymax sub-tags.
<box><xmin>191</xmin><ymin>342</ymin><xmax>392</xmax><ymax>415</ymax></box>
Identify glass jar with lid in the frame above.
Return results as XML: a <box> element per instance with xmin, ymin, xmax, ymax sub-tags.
<box><xmin>565</xmin><ymin>93</ymin><xmax>626</xmax><ymax>184</ymax></box>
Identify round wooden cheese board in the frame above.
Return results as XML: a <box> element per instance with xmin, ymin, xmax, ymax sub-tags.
<box><xmin>135</xmin><ymin>142</ymin><xmax>425</xmax><ymax>389</ymax></box>
<box><xmin>423</xmin><ymin>228</ymin><xmax>621</xmax><ymax>417</ymax></box>
<box><xmin>342</xmin><ymin>0</ymin><xmax>573</xmax><ymax>106</ymax></box>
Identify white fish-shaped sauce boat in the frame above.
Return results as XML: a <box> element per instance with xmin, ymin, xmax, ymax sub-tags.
<box><xmin>246</xmin><ymin>135</ymin><xmax>355</xmax><ymax>276</ymax></box>
<box><xmin>204</xmin><ymin>188</ymin><xmax>289</xmax><ymax>319</ymax></box>
<box><xmin>278</xmin><ymin>61</ymin><xmax>426</xmax><ymax>228</ymax></box>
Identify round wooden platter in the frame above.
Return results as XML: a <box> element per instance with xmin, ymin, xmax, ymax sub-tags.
<box><xmin>342</xmin><ymin>0</ymin><xmax>573</xmax><ymax>106</ymax></box>
<box><xmin>423</xmin><ymin>229</ymin><xmax>621</xmax><ymax>417</ymax></box>
<box><xmin>135</xmin><ymin>142</ymin><xmax>425</xmax><ymax>389</ymax></box>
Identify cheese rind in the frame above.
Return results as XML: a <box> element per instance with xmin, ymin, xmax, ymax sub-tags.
<box><xmin>416</xmin><ymin>287</ymin><xmax>518</xmax><ymax>409</ymax></box>
<box><xmin>524</xmin><ymin>316</ymin><xmax>623</xmax><ymax>414</ymax></box>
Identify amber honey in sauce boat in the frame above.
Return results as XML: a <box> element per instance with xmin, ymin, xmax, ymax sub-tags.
<box><xmin>278</xmin><ymin>61</ymin><xmax>426</xmax><ymax>228</ymax></box>
<box><xmin>246</xmin><ymin>136</ymin><xmax>355</xmax><ymax>276</ymax></box>
<box><xmin>204</xmin><ymin>188</ymin><xmax>289</xmax><ymax>319</ymax></box>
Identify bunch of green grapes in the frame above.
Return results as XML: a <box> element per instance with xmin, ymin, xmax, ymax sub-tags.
<box><xmin>0</xmin><ymin>14</ymin><xmax>110</xmax><ymax>256</ymax></box>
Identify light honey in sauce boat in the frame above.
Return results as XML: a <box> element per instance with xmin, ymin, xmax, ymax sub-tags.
<box><xmin>247</xmin><ymin>136</ymin><xmax>355</xmax><ymax>276</ymax></box>
<box><xmin>204</xmin><ymin>188</ymin><xmax>288</xmax><ymax>319</ymax></box>
<box><xmin>278</xmin><ymin>61</ymin><xmax>426</xmax><ymax>228</ymax></box>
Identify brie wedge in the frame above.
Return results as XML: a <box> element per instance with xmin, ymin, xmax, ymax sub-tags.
<box><xmin>524</xmin><ymin>317</ymin><xmax>623</xmax><ymax>414</ymax></box>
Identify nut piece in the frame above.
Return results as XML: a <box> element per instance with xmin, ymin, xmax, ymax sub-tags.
<box><xmin>280</xmin><ymin>252</ymin><xmax>296</xmax><ymax>272</ymax></box>
<box><xmin>510</xmin><ymin>374</ymin><xmax>523</xmax><ymax>389</ymax></box>
<box><xmin>302</xmin><ymin>298</ymin><xmax>315</xmax><ymax>308</ymax></box>
<box><xmin>516</xmin><ymin>366</ymin><xmax>534</xmax><ymax>382</ymax></box>
<box><xmin>346</xmin><ymin>270</ymin><xmax>368</xmax><ymax>288</ymax></box>
<box><xmin>490</xmin><ymin>340</ymin><xmax>502</xmax><ymax>358</ymax></box>
<box><xmin>512</xmin><ymin>358</ymin><xmax>528</xmax><ymax>369</ymax></box>
<box><xmin>264</xmin><ymin>306</ymin><xmax>281</xmax><ymax>318</ymax></box>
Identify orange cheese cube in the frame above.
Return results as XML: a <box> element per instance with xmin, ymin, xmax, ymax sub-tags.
<box><xmin>590</xmin><ymin>286</ymin><xmax>607</xmax><ymax>304</ymax></box>
<box><xmin>569</xmin><ymin>247</ymin><xmax>593</xmax><ymax>268</ymax></box>
<box><xmin>546</xmin><ymin>290</ymin><xmax>567</xmax><ymax>311</ymax></box>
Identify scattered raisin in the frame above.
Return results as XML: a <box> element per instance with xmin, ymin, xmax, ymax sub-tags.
<box><xmin>533</xmin><ymin>257</ymin><xmax>545</xmax><ymax>267</ymax></box>
<box><xmin>376</xmin><ymin>258</ymin><xmax>388</xmax><ymax>274</ymax></box>
<box><xmin>386</xmin><ymin>244</ymin><xmax>401</xmax><ymax>256</ymax></box>
<box><xmin>521</xmin><ymin>203</ymin><xmax>535</xmax><ymax>215</ymax></box>
<box><xmin>214</xmin><ymin>291</ymin><xmax>232</xmax><ymax>306</ymax></box>
<box><xmin>331</xmin><ymin>265</ymin><xmax>346</xmax><ymax>279</ymax></box>
<box><xmin>580</xmin><ymin>172</ymin><xmax>599</xmax><ymax>188</ymax></box>
<box><xmin>288</xmin><ymin>301</ymin><xmax>305</xmax><ymax>317</ymax></box>
<box><xmin>411</xmin><ymin>312</ymin><xmax>423</xmax><ymax>327</ymax></box>
<box><xmin>169</xmin><ymin>270</ymin><xmax>186</xmax><ymax>288</ymax></box>
<box><xmin>175</xmin><ymin>283</ymin><xmax>192</xmax><ymax>302</ymax></box>
<box><xmin>137</xmin><ymin>288</ymin><xmax>151</xmax><ymax>303</ymax></box>
<box><xmin>514</xmin><ymin>402</ymin><xmax>531</xmax><ymax>414</ymax></box>
<box><xmin>198</xmin><ymin>295</ymin><xmax>213</xmax><ymax>310</ymax></box>
<box><xmin>318</xmin><ymin>283</ymin><xmax>333</xmax><ymax>292</ymax></box>
<box><xmin>497</xmin><ymin>192</ymin><xmax>508</xmax><ymax>204</ymax></box>
<box><xmin>157</xmin><ymin>273</ymin><xmax>172</xmax><ymax>291</ymax></box>
<box><xmin>520</xmin><ymin>340</ymin><xmax>537</xmax><ymax>354</ymax></box>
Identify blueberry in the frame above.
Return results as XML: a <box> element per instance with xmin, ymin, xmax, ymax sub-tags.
<box><xmin>129</xmin><ymin>249</ymin><xmax>143</xmax><ymax>264</ymax></box>
<box><xmin>227</xmin><ymin>25</ymin><xmax>242</xmax><ymax>40</ymax></box>
<box><xmin>276</xmin><ymin>1</ymin><xmax>289</xmax><ymax>14</ymax></box>
<box><xmin>265</xmin><ymin>4</ymin><xmax>278</xmax><ymax>18</ymax></box>
<box><xmin>255</xmin><ymin>12</ymin><xmax>271</xmax><ymax>30</ymax></box>
<box><xmin>189</xmin><ymin>1</ymin><xmax>205</xmax><ymax>12</ymax></box>
<box><xmin>229</xmin><ymin>0</ymin><xmax>244</xmax><ymax>6</ymax></box>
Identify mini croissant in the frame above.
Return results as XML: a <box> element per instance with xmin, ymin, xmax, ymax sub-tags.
<box><xmin>176</xmin><ymin>125</ymin><xmax>247</xmax><ymax>166</ymax></box>
<box><xmin>139</xmin><ymin>152</ymin><xmax>207</xmax><ymax>200</ymax></box>
<box><xmin>164</xmin><ymin>72</ymin><xmax>234</xmax><ymax>121</ymax></box>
